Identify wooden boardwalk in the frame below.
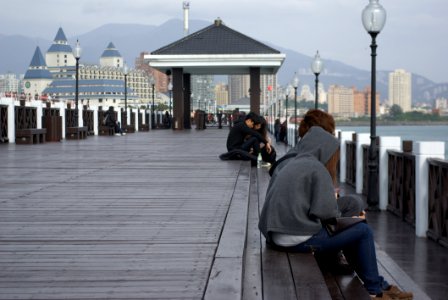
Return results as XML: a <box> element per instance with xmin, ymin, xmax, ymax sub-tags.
<box><xmin>0</xmin><ymin>129</ymin><xmax>446</xmax><ymax>299</ymax></box>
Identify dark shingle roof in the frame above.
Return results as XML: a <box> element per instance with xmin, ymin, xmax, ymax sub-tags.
<box><xmin>152</xmin><ymin>19</ymin><xmax>280</xmax><ymax>55</ymax></box>
<box><xmin>101</xmin><ymin>42</ymin><xmax>122</xmax><ymax>58</ymax></box>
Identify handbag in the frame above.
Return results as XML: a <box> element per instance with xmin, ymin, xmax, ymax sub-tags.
<box><xmin>323</xmin><ymin>217</ymin><xmax>366</xmax><ymax>236</ymax></box>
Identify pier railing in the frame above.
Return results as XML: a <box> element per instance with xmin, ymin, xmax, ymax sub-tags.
<box><xmin>338</xmin><ymin>131</ymin><xmax>446</xmax><ymax>246</ymax></box>
<box><xmin>0</xmin><ymin>97</ymin><xmax>155</xmax><ymax>141</ymax></box>
<box><xmin>387</xmin><ymin>144</ymin><xmax>416</xmax><ymax>225</ymax></box>
<box><xmin>427</xmin><ymin>158</ymin><xmax>448</xmax><ymax>247</ymax></box>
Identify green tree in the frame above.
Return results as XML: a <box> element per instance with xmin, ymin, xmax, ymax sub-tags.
<box><xmin>389</xmin><ymin>104</ymin><xmax>403</xmax><ymax>118</ymax></box>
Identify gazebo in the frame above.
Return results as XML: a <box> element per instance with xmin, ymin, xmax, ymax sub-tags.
<box><xmin>145</xmin><ymin>18</ymin><xmax>285</xmax><ymax>129</ymax></box>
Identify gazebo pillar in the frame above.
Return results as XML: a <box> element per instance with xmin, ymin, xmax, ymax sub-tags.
<box><xmin>183</xmin><ymin>73</ymin><xmax>191</xmax><ymax>129</ymax></box>
<box><xmin>249</xmin><ymin>67</ymin><xmax>261</xmax><ymax>115</ymax></box>
<box><xmin>172</xmin><ymin>68</ymin><xmax>184</xmax><ymax>130</ymax></box>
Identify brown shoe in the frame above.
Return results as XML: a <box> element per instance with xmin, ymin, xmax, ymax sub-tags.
<box><xmin>383</xmin><ymin>285</ymin><xmax>413</xmax><ymax>300</ymax></box>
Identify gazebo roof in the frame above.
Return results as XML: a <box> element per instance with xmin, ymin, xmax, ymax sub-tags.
<box><xmin>145</xmin><ymin>19</ymin><xmax>285</xmax><ymax>75</ymax></box>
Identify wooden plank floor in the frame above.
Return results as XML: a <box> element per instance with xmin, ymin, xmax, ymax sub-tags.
<box><xmin>0</xmin><ymin>129</ymin><xmax>242</xmax><ymax>299</ymax></box>
<box><xmin>0</xmin><ymin>129</ymin><xmax>446</xmax><ymax>299</ymax></box>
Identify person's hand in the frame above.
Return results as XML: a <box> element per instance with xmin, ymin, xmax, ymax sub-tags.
<box><xmin>266</xmin><ymin>143</ymin><xmax>272</xmax><ymax>154</ymax></box>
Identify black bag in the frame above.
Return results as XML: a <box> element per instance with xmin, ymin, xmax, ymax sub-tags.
<box><xmin>323</xmin><ymin>217</ymin><xmax>366</xmax><ymax>236</ymax></box>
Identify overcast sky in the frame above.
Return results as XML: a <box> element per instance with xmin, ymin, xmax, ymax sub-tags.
<box><xmin>1</xmin><ymin>0</ymin><xmax>447</xmax><ymax>83</ymax></box>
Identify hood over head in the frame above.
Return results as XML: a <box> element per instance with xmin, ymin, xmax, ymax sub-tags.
<box><xmin>295</xmin><ymin>126</ymin><xmax>339</xmax><ymax>165</ymax></box>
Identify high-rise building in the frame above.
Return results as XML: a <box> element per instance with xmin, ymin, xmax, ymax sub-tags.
<box><xmin>228</xmin><ymin>75</ymin><xmax>250</xmax><ymax>103</ymax></box>
<box><xmin>214</xmin><ymin>83</ymin><xmax>229</xmax><ymax>106</ymax></box>
<box><xmin>353</xmin><ymin>86</ymin><xmax>379</xmax><ymax>117</ymax></box>
<box><xmin>388</xmin><ymin>69</ymin><xmax>412</xmax><ymax>112</ymax></box>
<box><xmin>327</xmin><ymin>85</ymin><xmax>354</xmax><ymax>118</ymax></box>
<box><xmin>228</xmin><ymin>74</ymin><xmax>277</xmax><ymax>110</ymax></box>
<box><xmin>0</xmin><ymin>73</ymin><xmax>22</xmax><ymax>95</ymax></box>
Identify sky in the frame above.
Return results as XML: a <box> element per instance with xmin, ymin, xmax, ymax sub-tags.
<box><xmin>1</xmin><ymin>0</ymin><xmax>447</xmax><ymax>83</ymax></box>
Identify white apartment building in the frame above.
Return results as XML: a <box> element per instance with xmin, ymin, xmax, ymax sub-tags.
<box><xmin>388</xmin><ymin>69</ymin><xmax>412</xmax><ymax>112</ymax></box>
<box><xmin>327</xmin><ymin>85</ymin><xmax>354</xmax><ymax>118</ymax></box>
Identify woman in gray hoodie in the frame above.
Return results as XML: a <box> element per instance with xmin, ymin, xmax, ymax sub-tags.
<box><xmin>258</xmin><ymin>126</ymin><xmax>412</xmax><ymax>299</ymax></box>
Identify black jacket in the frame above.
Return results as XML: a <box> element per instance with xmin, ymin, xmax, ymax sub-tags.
<box><xmin>226</xmin><ymin>120</ymin><xmax>267</xmax><ymax>151</ymax></box>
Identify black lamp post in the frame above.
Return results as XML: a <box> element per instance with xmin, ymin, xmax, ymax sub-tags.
<box><xmin>362</xmin><ymin>0</ymin><xmax>386</xmax><ymax>210</ymax></box>
<box><xmin>168</xmin><ymin>81</ymin><xmax>173</xmax><ymax>116</ymax></box>
<box><xmin>292</xmin><ymin>73</ymin><xmax>299</xmax><ymax>145</ymax></box>
<box><xmin>149</xmin><ymin>75</ymin><xmax>155</xmax><ymax>129</ymax></box>
<box><xmin>74</xmin><ymin>40</ymin><xmax>81</xmax><ymax>127</ymax></box>
<box><xmin>285</xmin><ymin>85</ymin><xmax>291</xmax><ymax>123</ymax></box>
<box><xmin>123</xmin><ymin>63</ymin><xmax>128</xmax><ymax>127</ymax></box>
<box><xmin>311</xmin><ymin>51</ymin><xmax>323</xmax><ymax>110</ymax></box>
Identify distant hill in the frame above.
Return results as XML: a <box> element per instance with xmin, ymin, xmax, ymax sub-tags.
<box><xmin>1</xmin><ymin>18</ymin><xmax>447</xmax><ymax>104</ymax></box>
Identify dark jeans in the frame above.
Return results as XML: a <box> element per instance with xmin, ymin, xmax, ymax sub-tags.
<box><xmin>271</xmin><ymin>222</ymin><xmax>388</xmax><ymax>295</ymax></box>
<box><xmin>241</xmin><ymin>136</ymin><xmax>260</xmax><ymax>155</ymax></box>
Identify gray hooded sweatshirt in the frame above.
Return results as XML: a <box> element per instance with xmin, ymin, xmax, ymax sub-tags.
<box><xmin>258</xmin><ymin>126</ymin><xmax>340</xmax><ymax>243</ymax></box>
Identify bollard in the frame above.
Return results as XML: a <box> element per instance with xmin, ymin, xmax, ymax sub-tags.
<box><xmin>414</xmin><ymin>141</ymin><xmax>445</xmax><ymax>237</ymax></box>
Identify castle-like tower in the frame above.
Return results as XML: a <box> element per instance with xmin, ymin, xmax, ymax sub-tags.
<box><xmin>100</xmin><ymin>42</ymin><xmax>123</xmax><ymax>68</ymax></box>
<box><xmin>23</xmin><ymin>47</ymin><xmax>53</xmax><ymax>98</ymax></box>
<box><xmin>45</xmin><ymin>27</ymin><xmax>76</xmax><ymax>71</ymax></box>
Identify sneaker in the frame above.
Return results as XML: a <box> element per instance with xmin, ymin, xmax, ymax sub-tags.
<box><xmin>121</xmin><ymin>132</ymin><xmax>126</xmax><ymax>136</ymax></box>
<box><xmin>383</xmin><ymin>285</ymin><xmax>413</xmax><ymax>300</ymax></box>
<box><xmin>115</xmin><ymin>133</ymin><xmax>121</xmax><ymax>136</ymax></box>
<box><xmin>370</xmin><ymin>293</ymin><xmax>393</xmax><ymax>299</ymax></box>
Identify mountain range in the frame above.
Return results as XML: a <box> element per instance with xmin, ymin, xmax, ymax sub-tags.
<box><xmin>1</xmin><ymin>18</ymin><xmax>447</xmax><ymax>105</ymax></box>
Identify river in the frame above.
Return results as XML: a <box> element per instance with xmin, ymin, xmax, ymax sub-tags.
<box><xmin>336</xmin><ymin>125</ymin><xmax>448</xmax><ymax>159</ymax></box>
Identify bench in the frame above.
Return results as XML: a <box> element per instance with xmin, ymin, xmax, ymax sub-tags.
<box><xmin>66</xmin><ymin>126</ymin><xmax>88</xmax><ymax>140</ymax></box>
<box><xmin>139</xmin><ymin>124</ymin><xmax>150</xmax><ymax>131</ymax></box>
<box><xmin>247</xmin><ymin>165</ymin><xmax>371</xmax><ymax>300</ymax></box>
<box><xmin>15</xmin><ymin>128</ymin><xmax>47</xmax><ymax>144</ymax></box>
<box><xmin>98</xmin><ymin>125</ymin><xmax>115</xmax><ymax>136</ymax></box>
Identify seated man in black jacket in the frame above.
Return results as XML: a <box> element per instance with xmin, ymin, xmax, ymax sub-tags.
<box><xmin>223</xmin><ymin>112</ymin><xmax>271</xmax><ymax>161</ymax></box>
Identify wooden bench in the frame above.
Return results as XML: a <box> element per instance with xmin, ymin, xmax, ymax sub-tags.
<box><xmin>247</xmin><ymin>166</ymin><xmax>371</xmax><ymax>300</ymax></box>
<box><xmin>98</xmin><ymin>125</ymin><xmax>115</xmax><ymax>136</ymax></box>
<box><xmin>15</xmin><ymin>128</ymin><xmax>47</xmax><ymax>144</ymax></box>
<box><xmin>66</xmin><ymin>126</ymin><xmax>88</xmax><ymax>140</ymax></box>
<box><xmin>139</xmin><ymin>124</ymin><xmax>150</xmax><ymax>131</ymax></box>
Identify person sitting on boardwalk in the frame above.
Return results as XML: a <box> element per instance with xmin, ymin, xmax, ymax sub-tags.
<box><xmin>269</xmin><ymin>109</ymin><xmax>335</xmax><ymax>177</ymax></box>
<box><xmin>258</xmin><ymin>126</ymin><xmax>413</xmax><ymax>299</ymax></box>
<box><xmin>220</xmin><ymin>112</ymin><xmax>271</xmax><ymax>163</ymax></box>
<box><xmin>104</xmin><ymin>106</ymin><xmax>125</xmax><ymax>136</ymax></box>
<box><xmin>253</xmin><ymin>116</ymin><xmax>276</xmax><ymax>165</ymax></box>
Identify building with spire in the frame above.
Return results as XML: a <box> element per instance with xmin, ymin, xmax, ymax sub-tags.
<box><xmin>100</xmin><ymin>42</ymin><xmax>123</xmax><ymax>68</ymax></box>
<box><xmin>45</xmin><ymin>27</ymin><xmax>76</xmax><ymax>76</ymax></box>
<box><xmin>23</xmin><ymin>46</ymin><xmax>53</xmax><ymax>99</ymax></box>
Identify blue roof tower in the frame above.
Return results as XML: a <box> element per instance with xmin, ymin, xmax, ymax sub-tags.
<box><xmin>24</xmin><ymin>47</ymin><xmax>53</xmax><ymax>80</ymax></box>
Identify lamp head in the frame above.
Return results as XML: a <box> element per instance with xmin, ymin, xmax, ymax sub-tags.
<box><xmin>362</xmin><ymin>0</ymin><xmax>386</xmax><ymax>34</ymax></box>
<box><xmin>292</xmin><ymin>73</ymin><xmax>299</xmax><ymax>89</ymax></box>
<box><xmin>168</xmin><ymin>82</ymin><xmax>173</xmax><ymax>91</ymax></box>
<box><xmin>123</xmin><ymin>63</ymin><xmax>128</xmax><ymax>75</ymax></box>
<box><xmin>74</xmin><ymin>40</ymin><xmax>82</xmax><ymax>59</ymax></box>
<box><xmin>311</xmin><ymin>51</ymin><xmax>324</xmax><ymax>75</ymax></box>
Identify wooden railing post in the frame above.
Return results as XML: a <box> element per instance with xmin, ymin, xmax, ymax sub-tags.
<box><xmin>379</xmin><ymin>136</ymin><xmax>401</xmax><ymax>210</ymax></box>
<box><xmin>355</xmin><ymin>133</ymin><xmax>370</xmax><ymax>194</ymax></box>
<box><xmin>414</xmin><ymin>142</ymin><xmax>445</xmax><ymax>237</ymax></box>
<box><xmin>338</xmin><ymin>131</ymin><xmax>355</xmax><ymax>183</ymax></box>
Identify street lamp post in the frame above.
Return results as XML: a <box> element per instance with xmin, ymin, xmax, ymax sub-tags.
<box><xmin>292</xmin><ymin>73</ymin><xmax>299</xmax><ymax>145</ymax></box>
<box><xmin>123</xmin><ymin>63</ymin><xmax>128</xmax><ymax>128</ymax></box>
<box><xmin>311</xmin><ymin>51</ymin><xmax>323</xmax><ymax>110</ymax></box>
<box><xmin>362</xmin><ymin>0</ymin><xmax>386</xmax><ymax>210</ymax></box>
<box><xmin>149</xmin><ymin>75</ymin><xmax>155</xmax><ymax>129</ymax></box>
<box><xmin>74</xmin><ymin>40</ymin><xmax>82</xmax><ymax>127</ymax></box>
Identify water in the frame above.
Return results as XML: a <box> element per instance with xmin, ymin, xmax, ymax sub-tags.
<box><xmin>336</xmin><ymin>125</ymin><xmax>448</xmax><ymax>159</ymax></box>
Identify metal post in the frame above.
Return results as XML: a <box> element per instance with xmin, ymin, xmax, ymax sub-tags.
<box><xmin>124</xmin><ymin>73</ymin><xmax>127</xmax><ymax>127</ymax></box>
<box><xmin>294</xmin><ymin>87</ymin><xmax>298</xmax><ymax>145</ymax></box>
<box><xmin>151</xmin><ymin>83</ymin><xmax>155</xmax><ymax>129</ymax></box>
<box><xmin>75</xmin><ymin>57</ymin><xmax>79</xmax><ymax>127</ymax></box>
<box><xmin>367</xmin><ymin>32</ymin><xmax>379</xmax><ymax>210</ymax></box>
<box><xmin>314</xmin><ymin>74</ymin><xmax>319</xmax><ymax>110</ymax></box>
